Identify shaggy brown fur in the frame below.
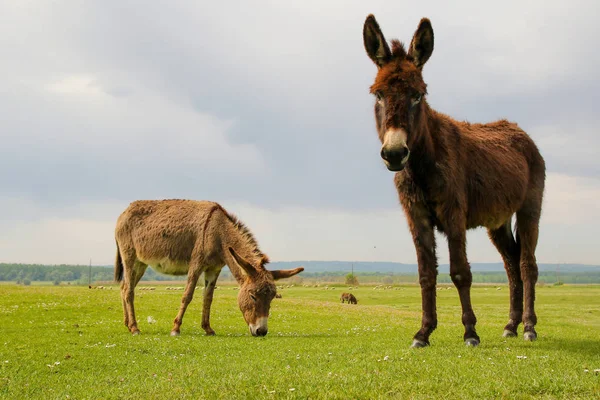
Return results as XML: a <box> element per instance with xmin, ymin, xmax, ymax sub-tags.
<box><xmin>341</xmin><ymin>292</ymin><xmax>358</xmax><ymax>304</ymax></box>
<box><xmin>114</xmin><ymin>199</ymin><xmax>303</xmax><ymax>337</ymax></box>
<box><xmin>363</xmin><ymin>15</ymin><xmax>545</xmax><ymax>347</ymax></box>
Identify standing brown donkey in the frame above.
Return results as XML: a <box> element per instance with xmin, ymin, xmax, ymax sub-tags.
<box><xmin>114</xmin><ymin>199</ymin><xmax>303</xmax><ymax>337</ymax></box>
<box><xmin>363</xmin><ymin>15</ymin><xmax>545</xmax><ymax>347</ymax></box>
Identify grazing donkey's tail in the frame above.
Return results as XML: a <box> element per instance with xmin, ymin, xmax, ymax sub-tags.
<box><xmin>114</xmin><ymin>242</ymin><xmax>123</xmax><ymax>282</ymax></box>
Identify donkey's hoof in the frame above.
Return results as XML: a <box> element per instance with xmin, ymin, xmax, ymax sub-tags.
<box><xmin>170</xmin><ymin>330</ymin><xmax>180</xmax><ymax>337</ymax></box>
<box><xmin>411</xmin><ymin>339</ymin><xmax>429</xmax><ymax>348</ymax></box>
<box><xmin>131</xmin><ymin>330</ymin><xmax>141</xmax><ymax>336</ymax></box>
<box><xmin>524</xmin><ymin>331</ymin><xmax>537</xmax><ymax>341</ymax></box>
<box><xmin>205</xmin><ymin>330</ymin><xmax>216</xmax><ymax>336</ymax></box>
<box><xmin>465</xmin><ymin>338</ymin><xmax>480</xmax><ymax>347</ymax></box>
<box><xmin>503</xmin><ymin>329</ymin><xmax>517</xmax><ymax>338</ymax></box>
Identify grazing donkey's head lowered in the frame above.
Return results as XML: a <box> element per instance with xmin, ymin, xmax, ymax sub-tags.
<box><xmin>364</xmin><ymin>15</ymin><xmax>433</xmax><ymax>171</ymax></box>
<box><xmin>228</xmin><ymin>247</ymin><xmax>301</xmax><ymax>336</ymax></box>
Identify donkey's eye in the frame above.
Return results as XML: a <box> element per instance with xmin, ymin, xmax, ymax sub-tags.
<box><xmin>250</xmin><ymin>294</ymin><xmax>257</xmax><ymax>302</ymax></box>
<box><xmin>375</xmin><ymin>92</ymin><xmax>384</xmax><ymax>103</ymax></box>
<box><xmin>412</xmin><ymin>94</ymin><xmax>422</xmax><ymax>106</ymax></box>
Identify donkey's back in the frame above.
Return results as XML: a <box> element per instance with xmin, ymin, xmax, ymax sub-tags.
<box><xmin>444</xmin><ymin>118</ymin><xmax>546</xmax><ymax>231</ymax></box>
<box><xmin>115</xmin><ymin>199</ymin><xmax>221</xmax><ymax>274</ymax></box>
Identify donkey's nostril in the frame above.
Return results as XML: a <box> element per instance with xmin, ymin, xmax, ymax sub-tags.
<box><xmin>399</xmin><ymin>147</ymin><xmax>409</xmax><ymax>161</ymax></box>
<box><xmin>380</xmin><ymin>148</ymin><xmax>390</xmax><ymax>161</ymax></box>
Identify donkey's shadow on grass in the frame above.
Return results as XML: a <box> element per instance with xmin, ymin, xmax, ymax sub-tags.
<box><xmin>481</xmin><ymin>336</ymin><xmax>600</xmax><ymax>356</ymax></box>
<box><xmin>528</xmin><ymin>337</ymin><xmax>600</xmax><ymax>355</ymax></box>
<box><xmin>123</xmin><ymin>329</ymin><xmax>352</xmax><ymax>339</ymax></box>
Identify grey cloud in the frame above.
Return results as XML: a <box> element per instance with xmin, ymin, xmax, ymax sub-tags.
<box><xmin>1</xmin><ymin>0</ymin><xmax>599</xmax><ymax>215</ymax></box>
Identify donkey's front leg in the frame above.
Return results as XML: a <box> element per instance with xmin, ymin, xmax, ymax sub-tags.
<box><xmin>201</xmin><ymin>268</ymin><xmax>222</xmax><ymax>336</ymax></box>
<box><xmin>406</xmin><ymin>206</ymin><xmax>438</xmax><ymax>348</ymax></box>
<box><xmin>447</xmin><ymin>223</ymin><xmax>480</xmax><ymax>346</ymax></box>
<box><xmin>171</xmin><ymin>268</ymin><xmax>202</xmax><ymax>336</ymax></box>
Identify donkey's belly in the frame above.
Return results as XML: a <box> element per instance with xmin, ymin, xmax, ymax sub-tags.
<box><xmin>146</xmin><ymin>258</ymin><xmax>190</xmax><ymax>276</ymax></box>
<box><xmin>468</xmin><ymin>211</ymin><xmax>515</xmax><ymax>231</ymax></box>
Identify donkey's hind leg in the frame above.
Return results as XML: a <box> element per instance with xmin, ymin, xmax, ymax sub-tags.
<box><xmin>121</xmin><ymin>255</ymin><xmax>146</xmax><ymax>335</ymax></box>
<box><xmin>488</xmin><ymin>219</ymin><xmax>522</xmax><ymax>337</ymax></box>
<box><xmin>516</xmin><ymin>199</ymin><xmax>542</xmax><ymax>341</ymax></box>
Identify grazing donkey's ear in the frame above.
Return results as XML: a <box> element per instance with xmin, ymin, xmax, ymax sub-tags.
<box><xmin>229</xmin><ymin>247</ymin><xmax>256</xmax><ymax>277</ymax></box>
<box><xmin>270</xmin><ymin>267</ymin><xmax>304</xmax><ymax>281</ymax></box>
<box><xmin>408</xmin><ymin>18</ymin><xmax>434</xmax><ymax>69</ymax></box>
<box><xmin>363</xmin><ymin>14</ymin><xmax>391</xmax><ymax>68</ymax></box>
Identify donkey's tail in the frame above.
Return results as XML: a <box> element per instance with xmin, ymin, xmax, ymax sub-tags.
<box><xmin>514</xmin><ymin>225</ymin><xmax>521</xmax><ymax>258</ymax></box>
<box><xmin>114</xmin><ymin>241</ymin><xmax>123</xmax><ymax>282</ymax></box>
<box><xmin>510</xmin><ymin>216</ymin><xmax>522</xmax><ymax>260</ymax></box>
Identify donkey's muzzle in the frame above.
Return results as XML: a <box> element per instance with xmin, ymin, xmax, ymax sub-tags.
<box><xmin>249</xmin><ymin>317</ymin><xmax>268</xmax><ymax>336</ymax></box>
<box><xmin>381</xmin><ymin>147</ymin><xmax>410</xmax><ymax>171</ymax></box>
<box><xmin>253</xmin><ymin>327</ymin><xmax>268</xmax><ymax>337</ymax></box>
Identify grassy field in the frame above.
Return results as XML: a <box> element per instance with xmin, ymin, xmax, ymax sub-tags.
<box><xmin>0</xmin><ymin>284</ymin><xmax>598</xmax><ymax>399</ymax></box>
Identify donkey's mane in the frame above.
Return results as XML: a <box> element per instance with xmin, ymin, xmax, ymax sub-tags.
<box><xmin>390</xmin><ymin>39</ymin><xmax>407</xmax><ymax>58</ymax></box>
<box><xmin>221</xmin><ymin>207</ymin><xmax>270</xmax><ymax>265</ymax></box>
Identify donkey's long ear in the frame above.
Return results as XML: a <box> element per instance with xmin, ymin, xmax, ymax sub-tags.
<box><xmin>363</xmin><ymin>14</ymin><xmax>391</xmax><ymax>68</ymax></box>
<box><xmin>229</xmin><ymin>247</ymin><xmax>256</xmax><ymax>277</ymax></box>
<box><xmin>408</xmin><ymin>18</ymin><xmax>434</xmax><ymax>69</ymax></box>
<box><xmin>270</xmin><ymin>267</ymin><xmax>304</xmax><ymax>281</ymax></box>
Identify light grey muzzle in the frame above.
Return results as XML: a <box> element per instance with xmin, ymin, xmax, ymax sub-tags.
<box><xmin>381</xmin><ymin>129</ymin><xmax>410</xmax><ymax>171</ymax></box>
<box><xmin>249</xmin><ymin>317</ymin><xmax>268</xmax><ymax>337</ymax></box>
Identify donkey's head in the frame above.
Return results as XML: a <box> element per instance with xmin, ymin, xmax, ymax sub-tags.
<box><xmin>228</xmin><ymin>248</ymin><xmax>303</xmax><ymax>336</ymax></box>
<box><xmin>363</xmin><ymin>15</ymin><xmax>434</xmax><ymax>171</ymax></box>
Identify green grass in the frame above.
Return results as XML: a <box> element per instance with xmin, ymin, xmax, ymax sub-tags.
<box><xmin>0</xmin><ymin>284</ymin><xmax>599</xmax><ymax>399</ymax></box>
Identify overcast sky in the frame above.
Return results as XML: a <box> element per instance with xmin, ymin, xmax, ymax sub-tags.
<box><xmin>1</xmin><ymin>1</ymin><xmax>599</xmax><ymax>266</ymax></box>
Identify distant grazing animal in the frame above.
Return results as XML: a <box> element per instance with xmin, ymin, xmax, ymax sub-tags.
<box><xmin>114</xmin><ymin>200</ymin><xmax>304</xmax><ymax>337</ymax></box>
<box><xmin>363</xmin><ymin>15</ymin><xmax>545</xmax><ymax>347</ymax></box>
<box><xmin>341</xmin><ymin>293</ymin><xmax>358</xmax><ymax>304</ymax></box>
<box><xmin>275</xmin><ymin>293</ymin><xmax>282</xmax><ymax>299</ymax></box>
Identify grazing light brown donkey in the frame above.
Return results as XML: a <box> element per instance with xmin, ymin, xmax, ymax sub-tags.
<box><xmin>114</xmin><ymin>199</ymin><xmax>303</xmax><ymax>337</ymax></box>
<box><xmin>363</xmin><ymin>15</ymin><xmax>545</xmax><ymax>347</ymax></box>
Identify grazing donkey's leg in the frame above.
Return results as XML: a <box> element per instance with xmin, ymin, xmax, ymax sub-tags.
<box><xmin>200</xmin><ymin>267</ymin><xmax>222</xmax><ymax>336</ymax></box>
<box><xmin>121</xmin><ymin>255</ymin><xmax>144</xmax><ymax>335</ymax></box>
<box><xmin>488</xmin><ymin>220</ymin><xmax>522</xmax><ymax>337</ymax></box>
<box><xmin>447</xmin><ymin>219</ymin><xmax>480</xmax><ymax>346</ymax></box>
<box><xmin>517</xmin><ymin>199</ymin><xmax>542</xmax><ymax>341</ymax></box>
<box><xmin>121</xmin><ymin>261</ymin><xmax>147</xmax><ymax>328</ymax></box>
<box><xmin>131</xmin><ymin>261</ymin><xmax>148</xmax><ymax>289</ymax></box>
<box><xmin>120</xmin><ymin>281</ymin><xmax>129</xmax><ymax>328</ymax></box>
<box><xmin>405</xmin><ymin>204</ymin><xmax>438</xmax><ymax>348</ymax></box>
<box><xmin>170</xmin><ymin>265</ymin><xmax>204</xmax><ymax>336</ymax></box>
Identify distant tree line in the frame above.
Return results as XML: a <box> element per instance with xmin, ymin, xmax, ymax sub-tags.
<box><xmin>1</xmin><ymin>263</ymin><xmax>599</xmax><ymax>285</ymax></box>
<box><xmin>0</xmin><ymin>263</ymin><xmax>183</xmax><ymax>285</ymax></box>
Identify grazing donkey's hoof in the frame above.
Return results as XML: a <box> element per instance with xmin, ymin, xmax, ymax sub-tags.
<box><xmin>503</xmin><ymin>329</ymin><xmax>518</xmax><ymax>338</ymax></box>
<box><xmin>524</xmin><ymin>331</ymin><xmax>537</xmax><ymax>341</ymax></box>
<box><xmin>411</xmin><ymin>339</ymin><xmax>429</xmax><ymax>348</ymax></box>
<box><xmin>465</xmin><ymin>338</ymin><xmax>480</xmax><ymax>347</ymax></box>
<box><xmin>131</xmin><ymin>330</ymin><xmax>141</xmax><ymax>336</ymax></box>
<box><xmin>170</xmin><ymin>330</ymin><xmax>180</xmax><ymax>337</ymax></box>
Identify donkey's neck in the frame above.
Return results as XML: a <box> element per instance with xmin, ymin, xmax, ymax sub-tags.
<box><xmin>219</xmin><ymin>219</ymin><xmax>266</xmax><ymax>284</ymax></box>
